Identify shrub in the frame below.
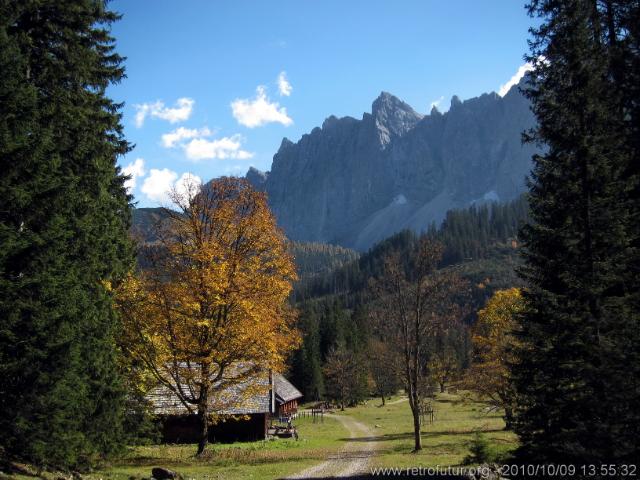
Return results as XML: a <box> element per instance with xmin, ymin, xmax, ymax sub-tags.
<box><xmin>463</xmin><ymin>431</ymin><xmax>491</xmax><ymax>465</ymax></box>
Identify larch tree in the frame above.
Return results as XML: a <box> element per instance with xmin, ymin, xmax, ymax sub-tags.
<box><xmin>322</xmin><ymin>346</ymin><xmax>352</xmax><ymax>411</ymax></box>
<box><xmin>322</xmin><ymin>345</ymin><xmax>367</xmax><ymax>410</ymax></box>
<box><xmin>368</xmin><ymin>339</ymin><xmax>401</xmax><ymax>405</ymax></box>
<box><xmin>371</xmin><ymin>238</ymin><xmax>468</xmax><ymax>452</ymax></box>
<box><xmin>428</xmin><ymin>344</ymin><xmax>459</xmax><ymax>395</ymax></box>
<box><xmin>465</xmin><ymin>288</ymin><xmax>523</xmax><ymax>430</ymax></box>
<box><xmin>513</xmin><ymin>0</ymin><xmax>640</xmax><ymax>466</ymax></box>
<box><xmin>116</xmin><ymin>177</ymin><xmax>299</xmax><ymax>456</ymax></box>
<box><xmin>0</xmin><ymin>0</ymin><xmax>133</xmax><ymax>468</ymax></box>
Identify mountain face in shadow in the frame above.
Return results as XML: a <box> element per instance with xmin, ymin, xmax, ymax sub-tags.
<box><xmin>247</xmin><ymin>81</ymin><xmax>538</xmax><ymax>251</ymax></box>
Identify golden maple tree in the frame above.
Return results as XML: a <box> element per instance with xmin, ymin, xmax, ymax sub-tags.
<box><xmin>464</xmin><ymin>287</ymin><xmax>523</xmax><ymax>429</ymax></box>
<box><xmin>116</xmin><ymin>176</ymin><xmax>299</xmax><ymax>455</ymax></box>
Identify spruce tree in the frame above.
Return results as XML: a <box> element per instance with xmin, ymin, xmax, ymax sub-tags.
<box><xmin>290</xmin><ymin>305</ymin><xmax>325</xmax><ymax>400</ymax></box>
<box><xmin>0</xmin><ymin>0</ymin><xmax>133</xmax><ymax>468</ymax></box>
<box><xmin>513</xmin><ymin>0</ymin><xmax>639</xmax><ymax>468</ymax></box>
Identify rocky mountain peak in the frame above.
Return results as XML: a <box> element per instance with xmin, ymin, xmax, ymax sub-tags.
<box><xmin>243</xmin><ymin>86</ymin><xmax>538</xmax><ymax>251</ymax></box>
<box><xmin>371</xmin><ymin>91</ymin><xmax>423</xmax><ymax>146</ymax></box>
<box><xmin>245</xmin><ymin>166</ymin><xmax>268</xmax><ymax>190</ymax></box>
<box><xmin>279</xmin><ymin>137</ymin><xmax>294</xmax><ymax>148</ymax></box>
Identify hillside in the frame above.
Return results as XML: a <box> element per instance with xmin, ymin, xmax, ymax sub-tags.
<box><xmin>289</xmin><ymin>241</ymin><xmax>359</xmax><ymax>283</ymax></box>
<box><xmin>293</xmin><ymin>195</ymin><xmax>528</xmax><ymax>304</ymax></box>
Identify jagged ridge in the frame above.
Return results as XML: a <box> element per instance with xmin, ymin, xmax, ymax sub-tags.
<box><xmin>247</xmin><ymin>81</ymin><xmax>538</xmax><ymax>251</ymax></box>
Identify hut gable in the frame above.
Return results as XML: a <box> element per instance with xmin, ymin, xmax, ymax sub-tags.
<box><xmin>273</xmin><ymin>373</ymin><xmax>303</xmax><ymax>404</ymax></box>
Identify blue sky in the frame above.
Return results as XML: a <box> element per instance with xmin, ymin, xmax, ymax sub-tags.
<box><xmin>109</xmin><ymin>0</ymin><xmax>536</xmax><ymax>207</ymax></box>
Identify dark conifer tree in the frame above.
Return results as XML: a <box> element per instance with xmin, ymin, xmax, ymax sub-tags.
<box><xmin>0</xmin><ymin>0</ymin><xmax>133</xmax><ymax>468</ymax></box>
<box><xmin>512</xmin><ymin>0</ymin><xmax>639</xmax><ymax>468</ymax></box>
<box><xmin>290</xmin><ymin>305</ymin><xmax>325</xmax><ymax>400</ymax></box>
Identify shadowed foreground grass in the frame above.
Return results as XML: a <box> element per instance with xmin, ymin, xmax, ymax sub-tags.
<box><xmin>88</xmin><ymin>415</ymin><xmax>347</xmax><ymax>480</ymax></box>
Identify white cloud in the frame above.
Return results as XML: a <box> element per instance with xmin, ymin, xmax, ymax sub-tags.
<box><xmin>231</xmin><ymin>86</ymin><xmax>293</xmax><ymax>128</ymax></box>
<box><xmin>141</xmin><ymin>168</ymin><xmax>178</xmax><ymax>204</ymax></box>
<box><xmin>122</xmin><ymin>158</ymin><xmax>145</xmax><ymax>193</ymax></box>
<box><xmin>161</xmin><ymin>126</ymin><xmax>213</xmax><ymax>148</ymax></box>
<box><xmin>141</xmin><ymin>168</ymin><xmax>202</xmax><ymax>205</ymax></box>
<box><xmin>429</xmin><ymin>96</ymin><xmax>445</xmax><ymax>110</ymax></box>
<box><xmin>183</xmin><ymin>134</ymin><xmax>254</xmax><ymax>161</ymax></box>
<box><xmin>498</xmin><ymin>63</ymin><xmax>534</xmax><ymax>97</ymax></box>
<box><xmin>277</xmin><ymin>71</ymin><xmax>292</xmax><ymax>96</ymax></box>
<box><xmin>134</xmin><ymin>97</ymin><xmax>195</xmax><ymax>127</ymax></box>
<box><xmin>162</xmin><ymin>125</ymin><xmax>254</xmax><ymax>161</ymax></box>
<box><xmin>134</xmin><ymin>101</ymin><xmax>159</xmax><ymax>128</ymax></box>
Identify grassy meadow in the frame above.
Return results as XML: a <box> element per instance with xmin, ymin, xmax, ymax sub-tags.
<box><xmin>342</xmin><ymin>392</ymin><xmax>517</xmax><ymax>469</ymax></box>
<box><xmin>81</xmin><ymin>392</ymin><xmax>516</xmax><ymax>480</ymax></box>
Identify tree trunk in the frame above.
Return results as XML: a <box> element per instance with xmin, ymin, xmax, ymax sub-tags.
<box><xmin>504</xmin><ymin>405</ymin><xmax>514</xmax><ymax>431</ymax></box>
<box><xmin>196</xmin><ymin>374</ymin><xmax>209</xmax><ymax>456</ymax></box>
<box><xmin>412</xmin><ymin>405</ymin><xmax>422</xmax><ymax>451</ymax></box>
<box><xmin>197</xmin><ymin>404</ymin><xmax>209</xmax><ymax>455</ymax></box>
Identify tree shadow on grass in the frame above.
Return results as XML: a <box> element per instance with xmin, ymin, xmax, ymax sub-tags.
<box><xmin>339</xmin><ymin>427</ymin><xmax>505</xmax><ymax>443</ymax></box>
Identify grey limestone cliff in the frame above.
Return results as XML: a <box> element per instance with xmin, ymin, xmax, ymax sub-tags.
<box><xmin>247</xmin><ymin>81</ymin><xmax>538</xmax><ymax>251</ymax></box>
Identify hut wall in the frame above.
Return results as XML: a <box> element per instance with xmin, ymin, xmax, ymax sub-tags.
<box><xmin>160</xmin><ymin>413</ymin><xmax>267</xmax><ymax>443</ymax></box>
<box><xmin>277</xmin><ymin>399</ymin><xmax>298</xmax><ymax>416</ymax></box>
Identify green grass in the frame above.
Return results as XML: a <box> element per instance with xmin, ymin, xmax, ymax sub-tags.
<box><xmin>88</xmin><ymin>415</ymin><xmax>348</xmax><ymax>480</ymax></box>
<box><xmin>82</xmin><ymin>392</ymin><xmax>517</xmax><ymax>479</ymax></box>
<box><xmin>338</xmin><ymin>392</ymin><xmax>518</xmax><ymax>469</ymax></box>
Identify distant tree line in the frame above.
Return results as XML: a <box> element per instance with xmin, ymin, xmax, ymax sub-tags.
<box><xmin>435</xmin><ymin>195</ymin><xmax>529</xmax><ymax>265</ymax></box>
<box><xmin>293</xmin><ymin>195</ymin><xmax>529</xmax><ymax>302</ymax></box>
<box><xmin>288</xmin><ymin>241</ymin><xmax>359</xmax><ymax>283</ymax></box>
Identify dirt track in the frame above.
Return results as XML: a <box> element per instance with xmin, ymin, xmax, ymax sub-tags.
<box><xmin>286</xmin><ymin>413</ymin><xmax>378</xmax><ymax>479</ymax></box>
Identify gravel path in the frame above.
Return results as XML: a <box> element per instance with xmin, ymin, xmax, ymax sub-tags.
<box><xmin>286</xmin><ymin>413</ymin><xmax>378</xmax><ymax>479</ymax></box>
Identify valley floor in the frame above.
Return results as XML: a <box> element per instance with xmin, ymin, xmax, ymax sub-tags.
<box><xmin>83</xmin><ymin>392</ymin><xmax>516</xmax><ymax>480</ymax></box>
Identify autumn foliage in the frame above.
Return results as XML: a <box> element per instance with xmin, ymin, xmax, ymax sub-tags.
<box><xmin>116</xmin><ymin>176</ymin><xmax>299</xmax><ymax>455</ymax></box>
<box><xmin>465</xmin><ymin>287</ymin><xmax>523</xmax><ymax>428</ymax></box>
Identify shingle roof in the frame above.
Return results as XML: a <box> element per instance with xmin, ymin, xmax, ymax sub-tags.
<box><xmin>146</xmin><ymin>365</ymin><xmax>301</xmax><ymax>416</ymax></box>
<box><xmin>274</xmin><ymin>373</ymin><xmax>303</xmax><ymax>403</ymax></box>
<box><xmin>146</xmin><ymin>364</ymin><xmax>271</xmax><ymax>415</ymax></box>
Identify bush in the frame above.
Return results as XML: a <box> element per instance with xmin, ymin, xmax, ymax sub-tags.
<box><xmin>463</xmin><ymin>431</ymin><xmax>491</xmax><ymax>465</ymax></box>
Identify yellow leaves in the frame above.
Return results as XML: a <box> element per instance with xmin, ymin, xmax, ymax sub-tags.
<box><xmin>465</xmin><ymin>288</ymin><xmax>524</xmax><ymax>400</ymax></box>
<box><xmin>473</xmin><ymin>287</ymin><xmax>523</xmax><ymax>361</ymax></box>
<box><xmin>114</xmin><ymin>177</ymin><xmax>299</xmax><ymax>408</ymax></box>
<box><xmin>473</xmin><ymin>288</ymin><xmax>522</xmax><ymax>352</ymax></box>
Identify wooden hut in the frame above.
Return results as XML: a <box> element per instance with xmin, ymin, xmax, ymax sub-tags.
<box><xmin>146</xmin><ymin>368</ymin><xmax>302</xmax><ymax>443</ymax></box>
<box><xmin>274</xmin><ymin>373</ymin><xmax>302</xmax><ymax>416</ymax></box>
